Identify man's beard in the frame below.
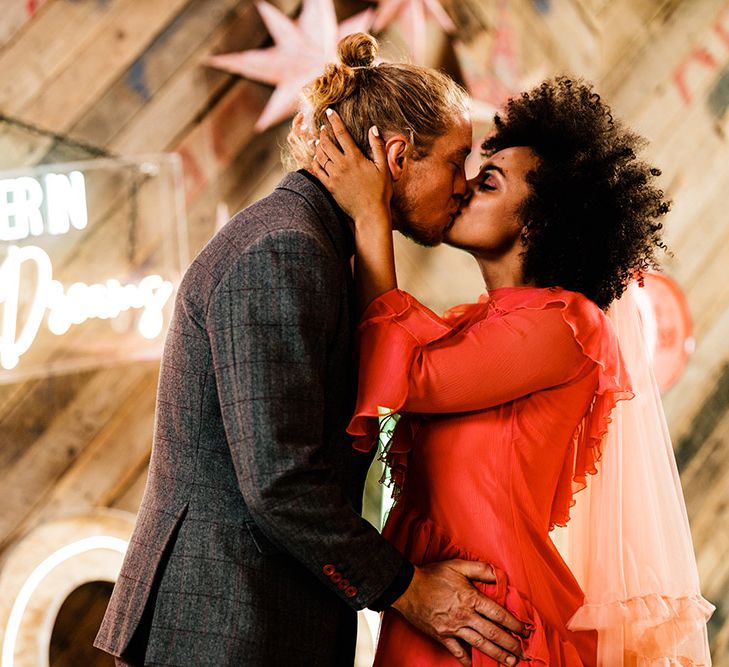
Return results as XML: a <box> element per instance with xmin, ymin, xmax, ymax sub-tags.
<box><xmin>391</xmin><ymin>196</ymin><xmax>443</xmax><ymax>248</ymax></box>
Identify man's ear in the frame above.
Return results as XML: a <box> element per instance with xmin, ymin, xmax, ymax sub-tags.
<box><xmin>385</xmin><ymin>135</ymin><xmax>410</xmax><ymax>182</ymax></box>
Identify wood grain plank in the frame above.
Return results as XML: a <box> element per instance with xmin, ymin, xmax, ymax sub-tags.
<box><xmin>70</xmin><ymin>0</ymin><xmax>246</xmax><ymax>149</ymax></box>
<box><xmin>108</xmin><ymin>460</ymin><xmax>150</xmax><ymax>513</ymax></box>
<box><xmin>0</xmin><ymin>0</ymin><xmax>193</xmax><ymax>169</ymax></box>
<box><xmin>0</xmin><ymin>363</ymin><xmax>152</xmax><ymax>553</ymax></box>
<box><xmin>596</xmin><ymin>0</ymin><xmax>684</xmax><ymax>81</ymax></box>
<box><xmin>48</xmin><ymin>581</ymin><xmax>115</xmax><ymax>667</ymax></box>
<box><xmin>183</xmin><ymin>123</ymin><xmax>290</xmax><ymax>254</ymax></box>
<box><xmin>0</xmin><ymin>0</ymin><xmax>124</xmax><ymax>114</ymax></box>
<box><xmin>0</xmin><ymin>0</ymin><xmax>37</xmax><ymax>50</ymax></box>
<box><xmin>0</xmin><ymin>371</ymin><xmax>96</xmax><ymax>472</ymax></box>
<box><xmin>106</xmin><ymin>0</ymin><xmax>296</xmax><ymax>155</ymax></box>
<box><xmin>11</xmin><ymin>370</ymin><xmax>158</xmax><ymax>537</ymax></box>
<box><xmin>601</xmin><ymin>0</ymin><xmax>726</xmax><ymax>117</ymax></box>
<box><xmin>23</xmin><ymin>0</ymin><xmax>193</xmax><ymax>130</ymax></box>
<box><xmin>663</xmin><ymin>314</ymin><xmax>729</xmax><ymax>439</ymax></box>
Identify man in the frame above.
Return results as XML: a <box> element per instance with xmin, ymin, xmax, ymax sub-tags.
<box><xmin>95</xmin><ymin>39</ymin><xmax>528</xmax><ymax>667</ymax></box>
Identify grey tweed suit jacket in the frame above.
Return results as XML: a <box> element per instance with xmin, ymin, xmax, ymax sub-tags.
<box><xmin>95</xmin><ymin>172</ymin><xmax>406</xmax><ymax>666</ymax></box>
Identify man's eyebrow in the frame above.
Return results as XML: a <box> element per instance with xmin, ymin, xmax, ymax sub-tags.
<box><xmin>450</xmin><ymin>146</ymin><xmax>471</xmax><ymax>159</ymax></box>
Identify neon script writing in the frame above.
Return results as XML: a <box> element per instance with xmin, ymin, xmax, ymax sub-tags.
<box><xmin>0</xmin><ymin>173</ymin><xmax>174</xmax><ymax>371</ymax></box>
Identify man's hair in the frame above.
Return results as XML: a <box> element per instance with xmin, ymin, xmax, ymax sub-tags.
<box><xmin>293</xmin><ymin>33</ymin><xmax>469</xmax><ymax>162</ymax></box>
<box><xmin>484</xmin><ymin>77</ymin><xmax>669</xmax><ymax>310</ymax></box>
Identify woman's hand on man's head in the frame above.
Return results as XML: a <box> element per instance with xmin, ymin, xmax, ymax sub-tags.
<box><xmin>310</xmin><ymin>108</ymin><xmax>393</xmax><ymax>226</ymax></box>
<box><xmin>286</xmin><ymin>112</ymin><xmax>315</xmax><ymax>167</ymax></box>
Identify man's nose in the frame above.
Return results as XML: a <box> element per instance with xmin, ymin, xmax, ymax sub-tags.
<box><xmin>453</xmin><ymin>167</ymin><xmax>469</xmax><ymax>199</ymax></box>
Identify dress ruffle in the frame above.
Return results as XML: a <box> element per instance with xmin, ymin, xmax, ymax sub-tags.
<box><xmin>348</xmin><ymin>290</ymin><xmax>453</xmax><ymax>496</ymax></box>
<box><xmin>504</xmin><ymin>289</ymin><xmax>634</xmax><ymax>530</ymax></box>
<box><xmin>383</xmin><ymin>507</ymin><xmax>595</xmax><ymax>666</ymax></box>
<box><xmin>347</xmin><ymin>287</ymin><xmax>633</xmax><ymax>521</ymax></box>
<box><xmin>567</xmin><ymin>593</ymin><xmax>714</xmax><ymax>665</ymax></box>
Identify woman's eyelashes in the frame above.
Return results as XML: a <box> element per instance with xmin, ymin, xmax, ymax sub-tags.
<box><xmin>478</xmin><ymin>170</ymin><xmax>498</xmax><ymax>191</ymax></box>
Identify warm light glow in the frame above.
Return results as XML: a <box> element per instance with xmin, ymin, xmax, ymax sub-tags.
<box><xmin>1</xmin><ymin>536</ymin><xmax>128</xmax><ymax>667</ymax></box>
<box><xmin>633</xmin><ymin>283</ymin><xmax>658</xmax><ymax>362</ymax></box>
<box><xmin>0</xmin><ymin>245</ymin><xmax>174</xmax><ymax>370</ymax></box>
<box><xmin>0</xmin><ymin>171</ymin><xmax>87</xmax><ymax>242</ymax></box>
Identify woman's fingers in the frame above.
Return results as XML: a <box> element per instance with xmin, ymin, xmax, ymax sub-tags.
<box><xmin>292</xmin><ymin>111</ymin><xmax>306</xmax><ymax>132</ymax></box>
<box><xmin>287</xmin><ymin>113</ymin><xmax>312</xmax><ymax>165</ymax></box>
<box><xmin>314</xmin><ymin>139</ymin><xmax>331</xmax><ymax>169</ymax></box>
<box><xmin>325</xmin><ymin>107</ymin><xmax>358</xmax><ymax>153</ymax></box>
<box><xmin>309</xmin><ymin>112</ymin><xmax>392</xmax><ymax>220</ymax></box>
<box><xmin>288</xmin><ymin>112</ymin><xmax>307</xmax><ymax>145</ymax></box>
<box><xmin>310</xmin><ymin>146</ymin><xmax>330</xmax><ymax>182</ymax></box>
<box><xmin>318</xmin><ymin>125</ymin><xmax>343</xmax><ymax>160</ymax></box>
<box><xmin>316</xmin><ymin>123</ymin><xmax>357</xmax><ymax>179</ymax></box>
<box><xmin>368</xmin><ymin>126</ymin><xmax>387</xmax><ymax>171</ymax></box>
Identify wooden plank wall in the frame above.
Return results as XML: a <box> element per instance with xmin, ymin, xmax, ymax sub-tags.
<box><xmin>1</xmin><ymin>0</ymin><xmax>728</xmax><ymax>663</ymax></box>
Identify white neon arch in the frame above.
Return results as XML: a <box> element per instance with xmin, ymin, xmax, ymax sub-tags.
<box><xmin>0</xmin><ymin>511</ymin><xmax>134</xmax><ymax>667</ymax></box>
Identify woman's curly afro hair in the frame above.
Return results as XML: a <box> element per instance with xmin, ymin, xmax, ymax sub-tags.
<box><xmin>483</xmin><ymin>77</ymin><xmax>669</xmax><ymax>310</ymax></box>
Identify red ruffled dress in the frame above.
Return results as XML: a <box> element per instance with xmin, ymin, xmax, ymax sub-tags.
<box><xmin>348</xmin><ymin>287</ymin><xmax>632</xmax><ymax>666</ymax></box>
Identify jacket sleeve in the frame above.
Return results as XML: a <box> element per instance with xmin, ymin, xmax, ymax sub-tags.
<box><xmin>207</xmin><ymin>229</ymin><xmax>407</xmax><ymax>610</ymax></box>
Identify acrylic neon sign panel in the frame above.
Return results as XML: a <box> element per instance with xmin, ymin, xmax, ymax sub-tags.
<box><xmin>0</xmin><ymin>154</ymin><xmax>188</xmax><ymax>383</ymax></box>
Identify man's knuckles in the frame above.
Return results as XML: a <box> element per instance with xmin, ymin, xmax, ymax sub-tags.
<box><xmin>481</xmin><ymin>624</ymin><xmax>501</xmax><ymax>643</ymax></box>
<box><xmin>486</xmin><ymin>606</ymin><xmax>507</xmax><ymax>625</ymax></box>
<box><xmin>452</xmin><ymin>607</ymin><xmax>470</xmax><ymax>623</ymax></box>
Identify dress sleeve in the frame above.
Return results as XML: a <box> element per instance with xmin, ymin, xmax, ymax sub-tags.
<box><xmin>348</xmin><ymin>288</ymin><xmax>592</xmax><ymax>433</ymax></box>
<box><xmin>347</xmin><ymin>288</ymin><xmax>632</xmax><ymax>508</ymax></box>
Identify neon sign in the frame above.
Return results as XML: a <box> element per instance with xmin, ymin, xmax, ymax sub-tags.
<box><xmin>0</xmin><ymin>244</ymin><xmax>173</xmax><ymax>370</ymax></box>
<box><xmin>0</xmin><ymin>155</ymin><xmax>187</xmax><ymax>382</ymax></box>
<box><xmin>0</xmin><ymin>171</ymin><xmax>88</xmax><ymax>241</ymax></box>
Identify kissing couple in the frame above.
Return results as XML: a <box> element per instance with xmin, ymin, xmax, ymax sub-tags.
<box><xmin>96</xmin><ymin>32</ymin><xmax>713</xmax><ymax>667</ymax></box>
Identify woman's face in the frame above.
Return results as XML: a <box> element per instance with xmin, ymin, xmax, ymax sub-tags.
<box><xmin>444</xmin><ymin>146</ymin><xmax>539</xmax><ymax>255</ymax></box>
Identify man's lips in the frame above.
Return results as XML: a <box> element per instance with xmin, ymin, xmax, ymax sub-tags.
<box><xmin>451</xmin><ymin>202</ymin><xmax>467</xmax><ymax>220</ymax></box>
<box><xmin>445</xmin><ymin>209</ymin><xmax>462</xmax><ymax>232</ymax></box>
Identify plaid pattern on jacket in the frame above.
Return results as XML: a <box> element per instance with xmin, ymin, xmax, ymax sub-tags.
<box><xmin>94</xmin><ymin>172</ymin><xmax>405</xmax><ymax>666</ymax></box>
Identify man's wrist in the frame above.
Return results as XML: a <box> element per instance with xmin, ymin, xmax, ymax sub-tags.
<box><xmin>368</xmin><ymin>559</ymin><xmax>415</xmax><ymax>612</ymax></box>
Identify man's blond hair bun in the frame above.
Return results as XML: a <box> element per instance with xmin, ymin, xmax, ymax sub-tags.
<box><xmin>338</xmin><ymin>32</ymin><xmax>378</xmax><ymax>69</ymax></box>
<box><xmin>292</xmin><ymin>31</ymin><xmax>468</xmax><ymax>168</ymax></box>
<box><xmin>306</xmin><ymin>33</ymin><xmax>379</xmax><ymax>109</ymax></box>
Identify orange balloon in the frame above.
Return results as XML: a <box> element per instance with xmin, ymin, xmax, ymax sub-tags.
<box><xmin>638</xmin><ymin>271</ymin><xmax>694</xmax><ymax>392</ymax></box>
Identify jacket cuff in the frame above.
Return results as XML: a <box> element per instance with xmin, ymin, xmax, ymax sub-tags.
<box><xmin>368</xmin><ymin>558</ymin><xmax>415</xmax><ymax>611</ymax></box>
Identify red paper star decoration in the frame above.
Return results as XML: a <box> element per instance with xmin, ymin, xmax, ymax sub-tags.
<box><xmin>372</xmin><ymin>0</ymin><xmax>456</xmax><ymax>64</ymax></box>
<box><xmin>207</xmin><ymin>0</ymin><xmax>374</xmax><ymax>131</ymax></box>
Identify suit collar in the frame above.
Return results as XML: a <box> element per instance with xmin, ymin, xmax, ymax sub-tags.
<box><xmin>277</xmin><ymin>170</ymin><xmax>355</xmax><ymax>258</ymax></box>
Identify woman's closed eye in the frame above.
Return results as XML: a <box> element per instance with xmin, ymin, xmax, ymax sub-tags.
<box><xmin>478</xmin><ymin>171</ymin><xmax>498</xmax><ymax>191</ymax></box>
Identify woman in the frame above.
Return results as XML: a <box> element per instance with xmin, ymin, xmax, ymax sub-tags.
<box><xmin>304</xmin><ymin>49</ymin><xmax>714</xmax><ymax>665</ymax></box>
